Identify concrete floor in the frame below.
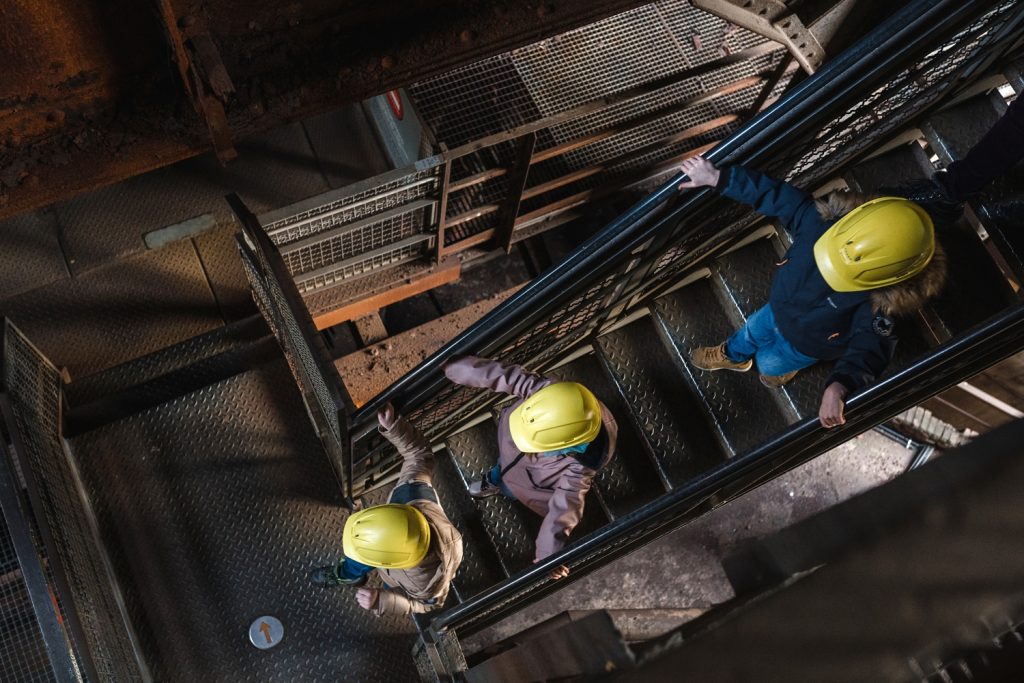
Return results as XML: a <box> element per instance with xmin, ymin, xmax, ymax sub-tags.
<box><xmin>462</xmin><ymin>429</ymin><xmax>915</xmax><ymax>653</ymax></box>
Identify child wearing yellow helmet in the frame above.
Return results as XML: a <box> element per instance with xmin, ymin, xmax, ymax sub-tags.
<box><xmin>311</xmin><ymin>404</ymin><xmax>463</xmax><ymax>617</ymax></box>
<box><xmin>679</xmin><ymin>156</ymin><xmax>946</xmax><ymax>428</ymax></box>
<box><xmin>444</xmin><ymin>356</ymin><xmax>618</xmax><ymax>580</ymax></box>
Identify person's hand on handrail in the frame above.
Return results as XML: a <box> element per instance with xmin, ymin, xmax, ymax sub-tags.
<box><xmin>678</xmin><ymin>155</ymin><xmax>721</xmax><ymax>190</ymax></box>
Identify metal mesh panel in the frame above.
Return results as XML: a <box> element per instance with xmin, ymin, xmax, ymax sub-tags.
<box><xmin>785</xmin><ymin>18</ymin><xmax>1002</xmax><ymax>184</ymax></box>
<box><xmin>409</xmin><ymin>0</ymin><xmax>769</xmax><ymax>148</ymax></box>
<box><xmin>261</xmin><ymin>168</ymin><xmax>442</xmax><ymax>292</ymax></box>
<box><xmin>363</xmin><ymin>0</ymin><xmax>1024</xmax><ymax>489</ymax></box>
<box><xmin>0</xmin><ymin>495</ymin><xmax>57</xmax><ymax>683</ymax></box>
<box><xmin>264</xmin><ymin>169</ymin><xmax>438</xmax><ymax>241</ymax></box>
<box><xmin>259</xmin><ymin>1</ymin><xmax>789</xmax><ymax>291</ymax></box>
<box><xmin>2</xmin><ymin>321</ymin><xmax>143</xmax><ymax>682</ymax></box>
<box><xmin>281</xmin><ymin>204</ymin><xmax>430</xmax><ymax>276</ymax></box>
<box><xmin>237</xmin><ymin>231</ymin><xmax>350</xmax><ymax>492</ymax></box>
<box><xmin>294</xmin><ymin>235</ymin><xmax>435</xmax><ymax>293</ymax></box>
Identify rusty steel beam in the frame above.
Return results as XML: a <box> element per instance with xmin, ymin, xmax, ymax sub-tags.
<box><xmin>0</xmin><ymin>0</ymin><xmax>653</xmax><ymax>220</ymax></box>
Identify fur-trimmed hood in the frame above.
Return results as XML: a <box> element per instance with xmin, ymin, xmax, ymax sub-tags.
<box><xmin>815</xmin><ymin>190</ymin><xmax>948</xmax><ymax>317</ymax></box>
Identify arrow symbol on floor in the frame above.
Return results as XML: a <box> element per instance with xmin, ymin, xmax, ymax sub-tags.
<box><xmin>259</xmin><ymin>622</ymin><xmax>272</xmax><ymax>644</ymax></box>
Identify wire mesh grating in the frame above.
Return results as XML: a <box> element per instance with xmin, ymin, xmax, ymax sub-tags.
<box><xmin>0</xmin><ymin>486</ymin><xmax>58</xmax><ymax>683</ymax></box>
<box><xmin>366</xmin><ymin>0</ymin><xmax>1024</xmax><ymax>479</ymax></box>
<box><xmin>3</xmin><ymin>321</ymin><xmax>144</xmax><ymax>682</ymax></box>
<box><xmin>237</xmin><ymin>227</ymin><xmax>350</xmax><ymax>493</ymax></box>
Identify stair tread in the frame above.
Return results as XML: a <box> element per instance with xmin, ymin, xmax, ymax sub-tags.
<box><xmin>445</xmin><ymin>422</ymin><xmax>538</xmax><ymax>574</ymax></box>
<box><xmin>430</xmin><ymin>449</ymin><xmax>508</xmax><ymax>602</ymax></box>
<box><xmin>843</xmin><ymin>143</ymin><xmax>936</xmax><ymax>192</ymax></box>
<box><xmin>652</xmin><ymin>279</ymin><xmax>793</xmax><ymax>456</ymax></box>
<box><xmin>713</xmin><ymin>237</ymin><xmax>779</xmax><ymax>319</ymax></box>
<box><xmin>921</xmin><ymin>93</ymin><xmax>1007</xmax><ymax>165</ymax></box>
<box><xmin>594</xmin><ymin>317</ymin><xmax>726</xmax><ymax>486</ymax></box>
<box><xmin>547</xmin><ymin>354</ymin><xmax>667</xmax><ymax>517</ymax></box>
<box><xmin>931</xmin><ymin>222</ymin><xmax>1017</xmax><ymax>335</ymax></box>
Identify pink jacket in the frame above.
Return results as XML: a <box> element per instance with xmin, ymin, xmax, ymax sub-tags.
<box><xmin>444</xmin><ymin>356</ymin><xmax>617</xmax><ymax>561</ymax></box>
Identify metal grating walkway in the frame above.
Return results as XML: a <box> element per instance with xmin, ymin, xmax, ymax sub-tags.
<box><xmin>66</xmin><ymin>359</ymin><xmax>419</xmax><ymax>682</ymax></box>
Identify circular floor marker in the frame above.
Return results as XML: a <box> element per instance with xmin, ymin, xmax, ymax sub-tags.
<box><xmin>249</xmin><ymin>616</ymin><xmax>284</xmax><ymax>649</ymax></box>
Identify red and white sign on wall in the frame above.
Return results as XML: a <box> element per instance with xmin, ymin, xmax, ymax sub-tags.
<box><xmin>385</xmin><ymin>90</ymin><xmax>404</xmax><ymax>120</ymax></box>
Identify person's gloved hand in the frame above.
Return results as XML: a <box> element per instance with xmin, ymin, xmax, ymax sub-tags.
<box><xmin>356</xmin><ymin>587</ymin><xmax>379</xmax><ymax>611</ymax></box>
<box><xmin>678</xmin><ymin>155</ymin><xmax>720</xmax><ymax>190</ymax></box>
<box><xmin>377</xmin><ymin>403</ymin><xmax>398</xmax><ymax>431</ymax></box>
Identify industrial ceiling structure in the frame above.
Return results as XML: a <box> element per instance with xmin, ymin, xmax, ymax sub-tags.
<box><xmin>2</xmin><ymin>1</ymin><xmax>1024</xmax><ymax>681</ymax></box>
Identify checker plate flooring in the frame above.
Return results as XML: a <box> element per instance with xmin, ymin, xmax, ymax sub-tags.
<box><xmin>67</xmin><ymin>359</ymin><xmax>418</xmax><ymax>682</ymax></box>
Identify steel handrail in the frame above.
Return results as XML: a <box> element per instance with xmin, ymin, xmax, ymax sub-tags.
<box><xmin>349</xmin><ymin>0</ymin><xmax>999</xmax><ymax>431</ymax></box>
<box><xmin>391</xmin><ymin>0</ymin><xmax>1022</xmax><ymax>638</ymax></box>
<box><xmin>426</xmin><ymin>301</ymin><xmax>1024</xmax><ymax>636</ymax></box>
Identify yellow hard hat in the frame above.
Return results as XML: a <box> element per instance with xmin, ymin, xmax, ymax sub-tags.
<box><xmin>814</xmin><ymin>196</ymin><xmax>935</xmax><ymax>292</ymax></box>
<box><xmin>508</xmin><ymin>382</ymin><xmax>602</xmax><ymax>453</ymax></box>
<box><xmin>342</xmin><ymin>504</ymin><xmax>430</xmax><ymax>569</ymax></box>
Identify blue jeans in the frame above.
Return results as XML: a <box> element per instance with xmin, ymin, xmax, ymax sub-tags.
<box><xmin>337</xmin><ymin>480</ymin><xmax>439</xmax><ymax>580</ymax></box>
<box><xmin>487</xmin><ymin>464</ymin><xmax>517</xmax><ymax>499</ymax></box>
<box><xmin>724</xmin><ymin>305</ymin><xmax>817</xmax><ymax>376</ymax></box>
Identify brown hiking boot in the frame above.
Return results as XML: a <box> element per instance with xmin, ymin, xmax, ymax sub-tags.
<box><xmin>760</xmin><ymin>371</ymin><xmax>799</xmax><ymax>388</ymax></box>
<box><xmin>690</xmin><ymin>343</ymin><xmax>753</xmax><ymax>372</ymax></box>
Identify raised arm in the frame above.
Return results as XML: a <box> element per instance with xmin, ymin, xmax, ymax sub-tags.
<box><xmin>377</xmin><ymin>404</ymin><xmax>435</xmax><ymax>487</ymax></box>
<box><xmin>444</xmin><ymin>355</ymin><xmax>552</xmax><ymax>399</ymax></box>
<box><xmin>679</xmin><ymin>156</ymin><xmax>819</xmax><ymax>238</ymax></box>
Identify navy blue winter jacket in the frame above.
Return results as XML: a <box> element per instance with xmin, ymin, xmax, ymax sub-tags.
<box><xmin>716</xmin><ymin>165</ymin><xmax>896</xmax><ymax>392</ymax></box>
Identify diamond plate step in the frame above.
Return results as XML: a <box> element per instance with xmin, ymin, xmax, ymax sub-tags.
<box><xmin>843</xmin><ymin>141</ymin><xmax>936</xmax><ymax>193</ymax></box>
<box><xmin>974</xmin><ymin>174</ymin><xmax>1024</xmax><ymax>283</ymax></box>
<box><xmin>546</xmin><ymin>354</ymin><xmax>668</xmax><ymax>518</ymax></box>
<box><xmin>429</xmin><ymin>449</ymin><xmax>508</xmax><ymax>603</ymax></box>
<box><xmin>65</xmin><ymin>359</ymin><xmax>419</xmax><ymax>681</ymax></box>
<box><xmin>594</xmin><ymin>316</ymin><xmax>726</xmax><ymax>486</ymax></box>
<box><xmin>712</xmin><ymin>236</ymin><xmax>833</xmax><ymax>421</ymax></box>
<box><xmin>920</xmin><ymin>92</ymin><xmax>1006</xmax><ymax>167</ymax></box>
<box><xmin>444</xmin><ymin>422</ymin><xmax>537</xmax><ymax>574</ymax></box>
<box><xmin>64</xmin><ymin>314</ymin><xmax>268</xmax><ymax>407</ymax></box>
<box><xmin>651</xmin><ymin>279</ymin><xmax>793</xmax><ymax>456</ymax></box>
<box><xmin>712</xmin><ymin>236</ymin><xmax>780</xmax><ymax>319</ymax></box>
<box><xmin>929</xmin><ymin>222</ymin><xmax>1017</xmax><ymax>336</ymax></box>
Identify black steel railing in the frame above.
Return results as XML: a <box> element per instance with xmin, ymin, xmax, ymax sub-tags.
<box><xmin>1</xmin><ymin>319</ymin><xmax>148</xmax><ymax>681</ymax></box>
<box><xmin>426</xmin><ymin>300</ymin><xmax>1024</xmax><ymax>637</ymax></box>
<box><xmin>342</xmin><ymin>0</ymin><xmax>1024</xmax><ymax>640</ymax></box>
<box><xmin>345</xmin><ymin>0</ymin><xmax>1024</xmax><ymax>466</ymax></box>
<box><xmin>231</xmin><ymin>195</ymin><xmax>356</xmax><ymax>502</ymax></box>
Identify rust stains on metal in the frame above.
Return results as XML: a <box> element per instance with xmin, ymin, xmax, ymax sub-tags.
<box><xmin>336</xmin><ymin>285</ymin><xmax>522</xmax><ymax>407</ymax></box>
<box><xmin>1</xmin><ymin>0</ymin><xmax>652</xmax><ymax>220</ymax></box>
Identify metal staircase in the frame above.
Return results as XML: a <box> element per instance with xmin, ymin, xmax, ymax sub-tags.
<box><xmin>1</xmin><ymin>0</ymin><xmax>1024</xmax><ymax>681</ymax></box>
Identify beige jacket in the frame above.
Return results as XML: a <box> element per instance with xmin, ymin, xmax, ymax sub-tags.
<box><xmin>372</xmin><ymin>417</ymin><xmax>463</xmax><ymax>617</ymax></box>
<box><xmin>444</xmin><ymin>356</ymin><xmax>617</xmax><ymax>561</ymax></box>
